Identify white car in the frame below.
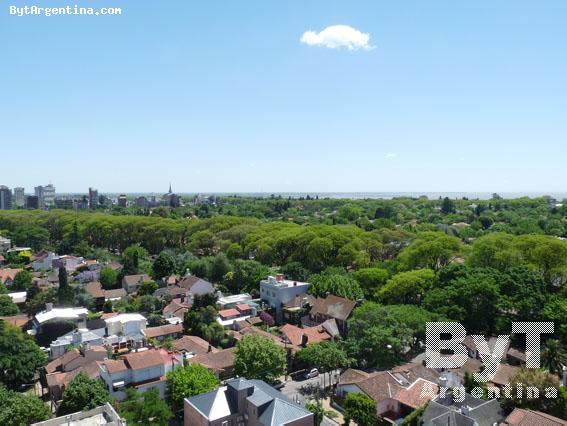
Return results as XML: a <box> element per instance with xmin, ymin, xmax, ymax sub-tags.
<box><xmin>305</xmin><ymin>368</ymin><xmax>319</xmax><ymax>379</ymax></box>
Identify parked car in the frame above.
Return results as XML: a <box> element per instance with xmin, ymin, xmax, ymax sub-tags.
<box><xmin>271</xmin><ymin>379</ymin><xmax>285</xmax><ymax>390</ymax></box>
<box><xmin>304</xmin><ymin>368</ymin><xmax>319</xmax><ymax>379</ymax></box>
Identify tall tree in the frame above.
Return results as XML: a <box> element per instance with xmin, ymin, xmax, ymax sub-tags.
<box><xmin>0</xmin><ymin>385</ymin><xmax>51</xmax><ymax>425</ymax></box>
<box><xmin>152</xmin><ymin>251</ymin><xmax>176</xmax><ymax>280</ymax></box>
<box><xmin>119</xmin><ymin>388</ymin><xmax>172</xmax><ymax>425</ymax></box>
<box><xmin>166</xmin><ymin>364</ymin><xmax>219</xmax><ymax>412</ymax></box>
<box><xmin>57</xmin><ymin>372</ymin><xmax>112</xmax><ymax>415</ymax></box>
<box><xmin>343</xmin><ymin>392</ymin><xmax>377</xmax><ymax>426</ymax></box>
<box><xmin>0</xmin><ymin>320</ymin><xmax>47</xmax><ymax>390</ymax></box>
<box><xmin>234</xmin><ymin>335</ymin><xmax>287</xmax><ymax>383</ymax></box>
<box><xmin>12</xmin><ymin>270</ymin><xmax>32</xmax><ymax>291</ymax></box>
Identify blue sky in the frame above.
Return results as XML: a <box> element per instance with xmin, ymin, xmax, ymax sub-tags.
<box><xmin>1</xmin><ymin>0</ymin><xmax>566</xmax><ymax>193</ymax></box>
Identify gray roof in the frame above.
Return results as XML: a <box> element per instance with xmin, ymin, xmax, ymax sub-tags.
<box><xmin>185</xmin><ymin>378</ymin><xmax>312</xmax><ymax>425</ymax></box>
<box><xmin>422</xmin><ymin>396</ymin><xmax>504</xmax><ymax>426</ymax></box>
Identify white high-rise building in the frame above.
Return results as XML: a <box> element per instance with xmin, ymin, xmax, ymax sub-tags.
<box><xmin>34</xmin><ymin>184</ymin><xmax>56</xmax><ymax>207</ymax></box>
<box><xmin>13</xmin><ymin>187</ymin><xmax>25</xmax><ymax>207</ymax></box>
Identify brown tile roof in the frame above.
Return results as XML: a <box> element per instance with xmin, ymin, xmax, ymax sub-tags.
<box><xmin>280</xmin><ymin>323</ymin><xmax>332</xmax><ymax>347</ymax></box>
<box><xmin>339</xmin><ymin>368</ymin><xmax>372</xmax><ymax>385</ymax></box>
<box><xmin>189</xmin><ymin>348</ymin><xmax>236</xmax><ymax>373</ymax></box>
<box><xmin>172</xmin><ymin>335</ymin><xmax>218</xmax><ymax>355</ymax></box>
<box><xmin>178</xmin><ymin>275</ymin><xmax>201</xmax><ymax>289</ymax></box>
<box><xmin>104</xmin><ymin>288</ymin><xmax>127</xmax><ymax>299</ymax></box>
<box><xmin>163</xmin><ymin>300</ymin><xmax>190</xmax><ymax>318</ymax></box>
<box><xmin>219</xmin><ymin>308</ymin><xmax>240</xmax><ymax>318</ymax></box>
<box><xmin>237</xmin><ymin>325</ymin><xmax>287</xmax><ymax>349</ymax></box>
<box><xmin>85</xmin><ymin>281</ymin><xmax>105</xmax><ymax>299</ymax></box>
<box><xmin>491</xmin><ymin>364</ymin><xmax>521</xmax><ymax>387</ymax></box>
<box><xmin>0</xmin><ymin>314</ymin><xmax>30</xmax><ymax>328</ymax></box>
<box><xmin>0</xmin><ymin>268</ymin><xmax>22</xmax><ymax>284</ymax></box>
<box><xmin>463</xmin><ymin>335</ymin><xmax>510</xmax><ymax>356</ymax></box>
<box><xmin>123</xmin><ymin>274</ymin><xmax>150</xmax><ymax>286</ymax></box>
<box><xmin>284</xmin><ymin>294</ymin><xmax>316</xmax><ymax>309</ymax></box>
<box><xmin>48</xmin><ymin>361</ymin><xmax>101</xmax><ymax>389</ymax></box>
<box><xmin>393</xmin><ymin>378</ymin><xmax>439</xmax><ymax>409</ymax></box>
<box><xmin>105</xmin><ymin>261</ymin><xmax>123</xmax><ymax>271</ymax></box>
<box><xmin>124</xmin><ymin>349</ymin><xmax>164</xmax><ymax>371</ymax></box>
<box><xmin>143</xmin><ymin>323</ymin><xmax>183</xmax><ymax>339</ymax></box>
<box><xmin>504</xmin><ymin>408</ymin><xmax>567</xmax><ymax>425</ymax></box>
<box><xmin>354</xmin><ymin>371</ymin><xmax>405</xmax><ymax>403</ymax></box>
<box><xmin>310</xmin><ymin>295</ymin><xmax>357</xmax><ymax>321</ymax></box>
<box><xmin>507</xmin><ymin>347</ymin><xmax>526</xmax><ymax>362</ymax></box>
<box><xmin>235</xmin><ymin>304</ymin><xmax>252</xmax><ymax>312</ymax></box>
<box><xmin>100</xmin><ymin>359</ymin><xmax>128</xmax><ymax>374</ymax></box>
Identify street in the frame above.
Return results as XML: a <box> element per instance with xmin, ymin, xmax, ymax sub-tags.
<box><xmin>280</xmin><ymin>370</ymin><xmax>341</xmax><ymax>406</ymax></box>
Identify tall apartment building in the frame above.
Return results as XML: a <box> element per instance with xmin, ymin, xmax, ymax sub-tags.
<box><xmin>88</xmin><ymin>187</ymin><xmax>99</xmax><ymax>208</ymax></box>
<box><xmin>25</xmin><ymin>195</ymin><xmax>40</xmax><ymax>209</ymax></box>
<box><xmin>117</xmin><ymin>194</ymin><xmax>127</xmax><ymax>207</ymax></box>
<box><xmin>0</xmin><ymin>186</ymin><xmax>12</xmax><ymax>210</ymax></box>
<box><xmin>13</xmin><ymin>187</ymin><xmax>25</xmax><ymax>207</ymax></box>
<box><xmin>35</xmin><ymin>184</ymin><xmax>56</xmax><ymax>207</ymax></box>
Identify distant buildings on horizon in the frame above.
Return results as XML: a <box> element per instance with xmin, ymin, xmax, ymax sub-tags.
<box><xmin>0</xmin><ymin>183</ymin><xmax>195</xmax><ymax>210</ymax></box>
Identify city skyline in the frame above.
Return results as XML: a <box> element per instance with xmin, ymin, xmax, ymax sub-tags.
<box><xmin>2</xmin><ymin>1</ymin><xmax>567</xmax><ymax>192</ymax></box>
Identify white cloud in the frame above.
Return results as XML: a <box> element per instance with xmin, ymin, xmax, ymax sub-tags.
<box><xmin>385</xmin><ymin>153</ymin><xmax>397</xmax><ymax>159</ymax></box>
<box><xmin>300</xmin><ymin>25</ymin><xmax>374</xmax><ymax>51</ymax></box>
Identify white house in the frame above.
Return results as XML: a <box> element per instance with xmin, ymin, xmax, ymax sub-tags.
<box><xmin>98</xmin><ymin>348</ymin><xmax>182</xmax><ymax>400</ymax></box>
<box><xmin>32</xmin><ymin>305</ymin><xmax>89</xmax><ymax>334</ymax></box>
<box><xmin>260</xmin><ymin>274</ymin><xmax>310</xmax><ymax>323</ymax></box>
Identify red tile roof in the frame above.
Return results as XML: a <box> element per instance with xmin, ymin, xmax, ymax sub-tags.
<box><xmin>172</xmin><ymin>335</ymin><xmax>217</xmax><ymax>355</ymax></box>
<box><xmin>124</xmin><ymin>349</ymin><xmax>164</xmax><ymax>371</ymax></box>
<box><xmin>189</xmin><ymin>348</ymin><xmax>236</xmax><ymax>373</ymax></box>
<box><xmin>219</xmin><ymin>308</ymin><xmax>240</xmax><ymax>318</ymax></box>
<box><xmin>280</xmin><ymin>323</ymin><xmax>332</xmax><ymax>347</ymax></box>
<box><xmin>393</xmin><ymin>378</ymin><xmax>439</xmax><ymax>409</ymax></box>
<box><xmin>504</xmin><ymin>408</ymin><xmax>567</xmax><ymax>425</ymax></box>
<box><xmin>0</xmin><ymin>268</ymin><xmax>22</xmax><ymax>284</ymax></box>
<box><xmin>143</xmin><ymin>323</ymin><xmax>183</xmax><ymax>339</ymax></box>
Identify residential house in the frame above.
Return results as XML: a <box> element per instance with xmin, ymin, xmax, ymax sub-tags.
<box><xmin>0</xmin><ymin>313</ymin><xmax>30</xmax><ymax>329</ymax></box>
<box><xmin>506</xmin><ymin>347</ymin><xmax>527</xmax><ymax>366</ymax></box>
<box><xmin>306</xmin><ymin>294</ymin><xmax>357</xmax><ymax>334</ymax></box>
<box><xmin>421</xmin><ymin>392</ymin><xmax>504</xmax><ymax>425</ymax></box>
<box><xmin>0</xmin><ymin>267</ymin><xmax>22</xmax><ymax>286</ymax></box>
<box><xmin>260</xmin><ymin>274</ymin><xmax>310</xmax><ymax>323</ymax></box>
<box><xmin>32</xmin><ymin>305</ymin><xmax>89</xmax><ymax>334</ymax></box>
<box><xmin>280</xmin><ymin>319</ymin><xmax>338</xmax><ymax>350</ymax></box>
<box><xmin>163</xmin><ymin>299</ymin><xmax>190</xmax><ymax>324</ymax></box>
<box><xmin>177</xmin><ymin>274</ymin><xmax>215</xmax><ymax>298</ymax></box>
<box><xmin>217</xmin><ymin>303</ymin><xmax>258</xmax><ymax>329</ymax></box>
<box><xmin>52</xmin><ymin>255</ymin><xmax>85</xmax><ymax>273</ymax></box>
<box><xmin>49</xmin><ymin>328</ymin><xmax>106</xmax><ymax>359</ymax></box>
<box><xmin>463</xmin><ymin>335</ymin><xmax>510</xmax><ymax>361</ymax></box>
<box><xmin>503</xmin><ymin>408</ymin><xmax>567</xmax><ymax>425</ymax></box>
<box><xmin>172</xmin><ymin>335</ymin><xmax>218</xmax><ymax>357</ymax></box>
<box><xmin>143</xmin><ymin>323</ymin><xmax>184</xmax><ymax>342</ymax></box>
<box><xmin>0</xmin><ymin>236</ymin><xmax>11</xmax><ymax>251</ymax></box>
<box><xmin>85</xmin><ymin>281</ymin><xmax>127</xmax><ymax>309</ymax></box>
<box><xmin>188</xmin><ymin>347</ymin><xmax>236</xmax><ymax>380</ymax></box>
<box><xmin>31</xmin><ymin>251</ymin><xmax>58</xmax><ymax>271</ymax></box>
<box><xmin>217</xmin><ymin>292</ymin><xmax>253</xmax><ymax>308</ymax></box>
<box><xmin>42</xmin><ymin>346</ymin><xmax>107</xmax><ymax>401</ymax></box>
<box><xmin>184</xmin><ymin>378</ymin><xmax>314</xmax><ymax>426</ymax></box>
<box><xmin>122</xmin><ymin>273</ymin><xmax>151</xmax><ymax>294</ymax></box>
<box><xmin>337</xmin><ymin>363</ymin><xmax>445</xmax><ymax>423</ymax></box>
<box><xmin>31</xmin><ymin>403</ymin><xmax>125</xmax><ymax>426</ymax></box>
<box><xmin>99</xmin><ymin>348</ymin><xmax>182</xmax><ymax>400</ymax></box>
<box><xmin>104</xmin><ymin>313</ymin><xmax>147</xmax><ymax>351</ymax></box>
<box><xmin>7</xmin><ymin>291</ymin><xmax>27</xmax><ymax>305</ymax></box>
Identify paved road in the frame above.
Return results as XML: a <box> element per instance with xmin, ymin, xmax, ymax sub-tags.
<box><xmin>280</xmin><ymin>370</ymin><xmax>341</xmax><ymax>406</ymax></box>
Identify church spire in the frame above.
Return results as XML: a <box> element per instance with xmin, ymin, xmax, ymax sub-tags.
<box><xmin>168</xmin><ymin>182</ymin><xmax>172</xmax><ymax>194</ymax></box>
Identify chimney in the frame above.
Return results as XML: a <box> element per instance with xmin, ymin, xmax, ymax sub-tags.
<box><xmin>208</xmin><ymin>344</ymin><xmax>212</xmax><ymax>353</ymax></box>
<box><xmin>46</xmin><ymin>302</ymin><xmax>53</xmax><ymax>312</ymax></box>
<box><xmin>301</xmin><ymin>333</ymin><xmax>308</xmax><ymax>347</ymax></box>
<box><xmin>180</xmin><ymin>295</ymin><xmax>185</xmax><ymax>303</ymax></box>
<box><xmin>276</xmin><ymin>274</ymin><xmax>284</xmax><ymax>283</ymax></box>
<box><xmin>293</xmin><ymin>281</ymin><xmax>297</xmax><ymax>286</ymax></box>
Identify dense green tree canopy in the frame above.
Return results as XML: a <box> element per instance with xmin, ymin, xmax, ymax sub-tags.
<box><xmin>0</xmin><ymin>320</ymin><xmax>47</xmax><ymax>390</ymax></box>
<box><xmin>234</xmin><ymin>335</ymin><xmax>287</xmax><ymax>383</ymax></box>
<box><xmin>57</xmin><ymin>372</ymin><xmax>112</xmax><ymax>415</ymax></box>
<box><xmin>0</xmin><ymin>385</ymin><xmax>51</xmax><ymax>425</ymax></box>
<box><xmin>119</xmin><ymin>388</ymin><xmax>172</xmax><ymax>425</ymax></box>
<box><xmin>166</xmin><ymin>364</ymin><xmax>219</xmax><ymax>412</ymax></box>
